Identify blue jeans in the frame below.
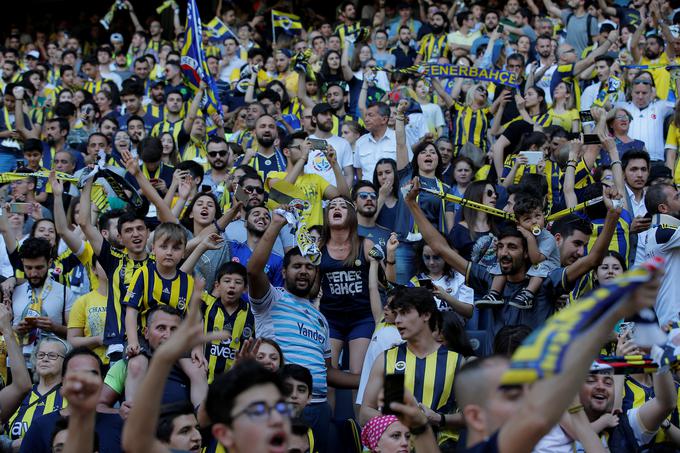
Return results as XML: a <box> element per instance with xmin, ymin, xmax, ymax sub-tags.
<box><xmin>395</xmin><ymin>241</ymin><xmax>417</xmax><ymax>285</ymax></box>
<box><xmin>303</xmin><ymin>401</ymin><xmax>334</xmax><ymax>453</ymax></box>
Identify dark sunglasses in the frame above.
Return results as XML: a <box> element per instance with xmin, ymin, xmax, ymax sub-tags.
<box><xmin>243</xmin><ymin>185</ymin><xmax>265</xmax><ymax>194</ymax></box>
<box><xmin>208</xmin><ymin>150</ymin><xmax>228</xmax><ymax>158</ymax></box>
<box><xmin>357</xmin><ymin>191</ymin><xmax>377</xmax><ymax>200</ymax></box>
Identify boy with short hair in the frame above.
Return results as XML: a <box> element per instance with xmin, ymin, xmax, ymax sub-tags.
<box><xmin>123</xmin><ymin>222</ymin><xmax>206</xmax><ymax>408</ymax></box>
<box><xmin>280</xmin><ymin>364</ymin><xmax>313</xmax><ymax>417</ymax></box>
<box><xmin>200</xmin><ymin>261</ymin><xmax>255</xmax><ymax>383</ymax></box>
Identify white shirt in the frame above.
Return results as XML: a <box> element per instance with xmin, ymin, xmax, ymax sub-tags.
<box><xmin>626</xmin><ymin>185</ymin><xmax>648</xmax><ymax>266</ymax></box>
<box><xmin>430</xmin><ymin>273</ymin><xmax>474</xmax><ymax>312</ymax></box>
<box><xmin>218</xmin><ymin>56</ymin><xmax>245</xmax><ymax>82</ymax></box>
<box><xmin>353</xmin><ymin>128</ymin><xmax>398</xmax><ymax>179</ymax></box>
<box><xmin>526</xmin><ymin>63</ymin><xmax>557</xmax><ymax>104</ymax></box>
<box><xmin>0</xmin><ymin>235</ymin><xmax>13</xmax><ymax>279</ymax></box>
<box><xmin>644</xmin><ymin>214</ymin><xmax>680</xmax><ymax>326</ymax></box>
<box><xmin>306</xmin><ymin>134</ymin><xmax>353</xmax><ymax>186</ymax></box>
<box><xmin>616</xmin><ymin>100</ymin><xmax>674</xmax><ymax>161</ymax></box>
<box><xmin>580</xmin><ymin>80</ymin><xmax>602</xmax><ymax>111</ymax></box>
<box><xmin>419</xmin><ymin>102</ymin><xmax>445</xmax><ymax>135</ymax></box>
<box><xmin>355</xmin><ymin>327</ymin><xmax>402</xmax><ymax>405</ymax></box>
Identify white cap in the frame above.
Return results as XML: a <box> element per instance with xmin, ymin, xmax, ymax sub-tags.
<box><xmin>26</xmin><ymin>50</ymin><xmax>40</xmax><ymax>59</ymax></box>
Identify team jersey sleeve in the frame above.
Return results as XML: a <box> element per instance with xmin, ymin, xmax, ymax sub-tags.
<box><xmin>654</xmin><ymin>226</ymin><xmax>680</xmax><ymax>252</ymax></box>
<box><xmin>66</xmin><ymin>295</ymin><xmax>87</xmax><ymax>330</ymax></box>
<box><xmin>123</xmin><ymin>267</ymin><xmax>146</xmax><ymax>311</ymax></box>
<box><xmin>666</xmin><ymin>122</ymin><xmax>679</xmax><ymax>151</ymax></box>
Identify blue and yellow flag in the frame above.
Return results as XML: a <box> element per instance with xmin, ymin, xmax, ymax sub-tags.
<box><xmin>501</xmin><ymin>257</ymin><xmax>664</xmax><ymax>385</ymax></box>
<box><xmin>203</xmin><ymin>16</ymin><xmax>237</xmax><ymax>43</ymax></box>
<box><xmin>272</xmin><ymin>10</ymin><xmax>302</xmax><ymax>38</ymax></box>
<box><xmin>180</xmin><ymin>0</ymin><xmax>223</xmax><ymax>116</ymax></box>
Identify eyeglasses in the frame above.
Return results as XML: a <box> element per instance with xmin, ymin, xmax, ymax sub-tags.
<box><xmin>614</xmin><ymin>114</ymin><xmax>630</xmax><ymax>121</ymax></box>
<box><xmin>486</xmin><ymin>189</ymin><xmax>496</xmax><ymax>197</ymax></box>
<box><xmin>357</xmin><ymin>191</ymin><xmax>377</xmax><ymax>200</ymax></box>
<box><xmin>563</xmin><ymin>48</ymin><xmax>575</xmax><ymax>54</ymax></box>
<box><xmin>231</xmin><ymin>401</ymin><xmax>294</xmax><ymax>422</ymax></box>
<box><xmin>243</xmin><ymin>185</ymin><xmax>265</xmax><ymax>195</ymax></box>
<box><xmin>36</xmin><ymin>352</ymin><xmax>64</xmax><ymax>361</ymax></box>
<box><xmin>208</xmin><ymin>151</ymin><xmax>228</xmax><ymax>158</ymax></box>
<box><xmin>632</xmin><ymin>79</ymin><xmax>652</xmax><ymax>86</ymax></box>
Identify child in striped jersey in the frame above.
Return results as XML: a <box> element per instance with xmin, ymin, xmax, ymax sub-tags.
<box><xmin>123</xmin><ymin>223</ymin><xmax>207</xmax><ymax>409</ymax></box>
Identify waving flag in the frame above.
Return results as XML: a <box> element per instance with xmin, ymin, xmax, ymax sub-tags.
<box><xmin>181</xmin><ymin>0</ymin><xmax>223</xmax><ymax>116</ymax></box>
<box><xmin>203</xmin><ymin>16</ymin><xmax>238</xmax><ymax>42</ymax></box>
<box><xmin>501</xmin><ymin>257</ymin><xmax>664</xmax><ymax>385</ymax></box>
<box><xmin>272</xmin><ymin>10</ymin><xmax>302</xmax><ymax>38</ymax></box>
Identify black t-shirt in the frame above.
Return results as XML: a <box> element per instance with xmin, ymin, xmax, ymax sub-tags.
<box><xmin>501</xmin><ymin>120</ymin><xmax>533</xmax><ymax>152</ymax></box>
<box><xmin>20</xmin><ymin>411</ymin><xmax>124</xmax><ymax>453</ymax></box>
<box><xmin>459</xmin><ymin>431</ymin><xmax>500</xmax><ymax>453</ymax></box>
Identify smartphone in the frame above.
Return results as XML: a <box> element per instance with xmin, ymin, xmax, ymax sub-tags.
<box><xmin>383</xmin><ymin>373</ymin><xmax>405</xmax><ymax>415</ymax></box>
<box><xmin>15</xmin><ymin>159</ymin><xmax>24</xmax><ymax>169</ymax></box>
<box><xmin>234</xmin><ymin>185</ymin><xmax>249</xmax><ymax>203</ymax></box>
<box><xmin>619</xmin><ymin>321</ymin><xmax>635</xmax><ymax>339</ymax></box>
<box><xmin>309</xmin><ymin>138</ymin><xmax>328</xmax><ymax>151</ymax></box>
<box><xmin>9</xmin><ymin>203</ymin><xmax>31</xmax><ymax>214</ymax></box>
<box><xmin>23</xmin><ymin>316</ymin><xmax>38</xmax><ymax>325</ymax></box>
<box><xmin>201</xmin><ymin>184</ymin><xmax>212</xmax><ymax>193</ymax></box>
<box><xmin>149</xmin><ymin>178</ymin><xmax>159</xmax><ymax>184</ymax></box>
<box><xmin>579</xmin><ymin>110</ymin><xmax>595</xmax><ymax>133</ymax></box>
<box><xmin>418</xmin><ymin>278</ymin><xmax>434</xmax><ymax>290</ymax></box>
<box><xmin>519</xmin><ymin>151</ymin><xmax>543</xmax><ymax>165</ymax></box>
<box><xmin>582</xmin><ymin>134</ymin><xmax>601</xmax><ymax>145</ymax></box>
<box><xmin>497</xmin><ymin>24</ymin><xmax>504</xmax><ymax>33</ymax></box>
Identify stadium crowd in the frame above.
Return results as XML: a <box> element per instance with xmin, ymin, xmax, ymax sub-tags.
<box><xmin>0</xmin><ymin>0</ymin><xmax>679</xmax><ymax>451</ymax></box>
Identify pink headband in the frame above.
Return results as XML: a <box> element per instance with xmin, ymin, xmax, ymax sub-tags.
<box><xmin>361</xmin><ymin>415</ymin><xmax>399</xmax><ymax>451</ymax></box>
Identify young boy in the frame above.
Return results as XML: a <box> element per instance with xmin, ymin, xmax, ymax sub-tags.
<box><xmin>201</xmin><ymin>261</ymin><xmax>255</xmax><ymax>383</ymax></box>
<box><xmin>123</xmin><ymin>222</ymin><xmax>206</xmax><ymax>408</ymax></box>
<box><xmin>477</xmin><ymin>194</ymin><xmax>560</xmax><ymax>309</ymax></box>
<box><xmin>280</xmin><ymin>363</ymin><xmax>313</xmax><ymax>417</ymax></box>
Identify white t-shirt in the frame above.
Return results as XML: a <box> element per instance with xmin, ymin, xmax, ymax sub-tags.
<box><xmin>419</xmin><ymin>102</ymin><xmax>445</xmax><ymax>136</ymax></box>
<box><xmin>615</xmin><ymin>100</ymin><xmax>674</xmax><ymax>161</ymax></box>
<box><xmin>430</xmin><ymin>273</ymin><xmax>474</xmax><ymax>312</ymax></box>
<box><xmin>355</xmin><ymin>326</ymin><xmax>402</xmax><ymax>405</ymax></box>
<box><xmin>306</xmin><ymin>134</ymin><xmax>353</xmax><ymax>186</ymax></box>
<box><xmin>644</xmin><ymin>216</ymin><xmax>680</xmax><ymax>326</ymax></box>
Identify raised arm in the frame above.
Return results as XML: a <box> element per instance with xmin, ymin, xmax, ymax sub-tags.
<box><xmin>395</xmin><ymin>100</ymin><xmax>410</xmax><ymax>171</ymax></box>
<box><xmin>121</xmin><ymin>149</ymin><xmax>179</xmax><ymax>224</ymax></box>
<box><xmin>630</xmin><ymin>17</ymin><xmax>645</xmax><ymax>62</ymax></box>
<box><xmin>341</xmin><ymin>42</ymin><xmax>354</xmax><ymax>82</ymax></box>
<box><xmin>367</xmin><ymin>257</ymin><xmax>383</xmax><ymax>323</ymax></box>
<box><xmin>296</xmin><ymin>70</ymin><xmax>316</xmax><ymax>109</ymax></box>
<box><xmin>183</xmin><ymin>82</ymin><xmax>206</xmax><ymax>135</ymax></box>
<box><xmin>597</xmin><ymin>0</ymin><xmax>617</xmax><ymax>17</ymax></box>
<box><xmin>125</xmin><ymin>0</ymin><xmax>145</xmax><ymax>32</ymax></box>
<box><xmin>562</xmin><ymin>142</ymin><xmax>579</xmax><ymax>208</ymax></box>
<box><xmin>12</xmin><ymin>87</ymin><xmax>38</xmax><ymax>139</ymax></box>
<box><xmin>77</xmin><ymin>178</ymin><xmax>104</xmax><ymax>256</ymax></box>
<box><xmin>496</xmin><ymin>266</ymin><xmax>662</xmax><ymax>453</ymax></box>
<box><xmin>542</xmin><ymin>0</ymin><xmax>563</xmax><ymax>19</ymax></box>
<box><xmin>50</xmin><ymin>171</ymin><xmax>84</xmax><ymax>253</ymax></box>
<box><xmin>247</xmin><ymin>211</ymin><xmax>287</xmax><ymax>299</ymax></box>
<box><xmin>0</xmin><ymin>304</ymin><xmax>31</xmax><ymax>423</ymax></box>
<box><xmin>636</xmin><ymin>370</ymin><xmax>677</xmax><ymax>436</ymax></box>
<box><xmin>180</xmin><ymin>233</ymin><xmax>225</xmax><ymax>274</ymax></box>
<box><xmin>573</xmin><ymin>30</ymin><xmax>618</xmax><ymax>76</ymax></box>
<box><xmin>431</xmin><ymin>78</ymin><xmax>455</xmax><ymax>109</ymax></box>
<box><xmin>404</xmin><ymin>178</ymin><xmax>470</xmax><ymax>275</ymax></box>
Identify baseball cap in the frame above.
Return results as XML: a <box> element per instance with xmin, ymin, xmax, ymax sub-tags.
<box><xmin>312</xmin><ymin>103</ymin><xmax>334</xmax><ymax>116</ymax></box>
<box><xmin>26</xmin><ymin>50</ymin><xmax>40</xmax><ymax>60</ymax></box>
<box><xmin>110</xmin><ymin>33</ymin><xmax>124</xmax><ymax>43</ymax></box>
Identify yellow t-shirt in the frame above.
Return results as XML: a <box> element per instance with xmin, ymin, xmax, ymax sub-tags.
<box><xmin>548</xmin><ymin>108</ymin><xmax>579</xmax><ymax>132</ymax></box>
<box><xmin>640</xmin><ymin>53</ymin><xmax>671</xmax><ymax>100</ymax></box>
<box><xmin>666</xmin><ymin>122</ymin><xmax>680</xmax><ymax>184</ymax></box>
<box><xmin>67</xmin><ymin>291</ymin><xmax>108</xmax><ymax>364</ymax></box>
<box><xmin>265</xmin><ymin>172</ymin><xmax>330</xmax><ymax>227</ymax></box>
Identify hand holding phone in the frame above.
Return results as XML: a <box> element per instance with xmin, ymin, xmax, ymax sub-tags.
<box><xmin>383</xmin><ymin>373</ymin><xmax>405</xmax><ymax>415</ymax></box>
<box><xmin>9</xmin><ymin>203</ymin><xmax>32</xmax><ymax>214</ymax></box>
<box><xmin>418</xmin><ymin>278</ymin><xmax>434</xmax><ymax>290</ymax></box>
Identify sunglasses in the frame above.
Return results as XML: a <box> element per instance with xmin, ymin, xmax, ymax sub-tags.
<box><xmin>476</xmin><ymin>86</ymin><xmax>488</xmax><ymax>94</ymax></box>
<box><xmin>357</xmin><ymin>191</ymin><xmax>377</xmax><ymax>200</ymax></box>
<box><xmin>243</xmin><ymin>185</ymin><xmax>264</xmax><ymax>194</ymax></box>
<box><xmin>633</xmin><ymin>79</ymin><xmax>652</xmax><ymax>86</ymax></box>
<box><xmin>208</xmin><ymin>151</ymin><xmax>228</xmax><ymax>158</ymax></box>
<box><xmin>486</xmin><ymin>189</ymin><xmax>496</xmax><ymax>197</ymax></box>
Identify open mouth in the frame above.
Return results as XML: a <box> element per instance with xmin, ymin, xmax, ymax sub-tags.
<box><xmin>269</xmin><ymin>431</ymin><xmax>287</xmax><ymax>452</ymax></box>
<box><xmin>332</xmin><ymin>211</ymin><xmax>343</xmax><ymax>219</ymax></box>
<box><xmin>189</xmin><ymin>442</ymin><xmax>201</xmax><ymax>451</ymax></box>
<box><xmin>131</xmin><ymin>238</ymin><xmax>143</xmax><ymax>246</ymax></box>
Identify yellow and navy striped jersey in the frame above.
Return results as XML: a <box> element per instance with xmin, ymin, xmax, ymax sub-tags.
<box><xmin>449</xmin><ymin>103</ymin><xmax>490</xmax><ymax>152</ymax></box>
<box><xmin>83</xmin><ymin>78</ymin><xmax>109</xmax><ymax>95</ymax></box>
<box><xmin>501</xmin><ymin>153</ymin><xmax>539</xmax><ymax>185</ymax></box>
<box><xmin>181</xmin><ymin>136</ymin><xmax>209</xmax><ymax>169</ymax></box>
<box><xmin>97</xmin><ymin>240</ymin><xmax>153</xmax><ymax>344</ymax></box>
<box><xmin>124</xmin><ymin>261</ymin><xmax>194</xmax><ymax>330</ymax></box>
<box><xmin>586</xmin><ymin>209</ymin><xmax>632</xmax><ymax>267</ymax></box>
<box><xmin>147</xmin><ymin>38</ymin><xmax>171</xmax><ymax>55</ymax></box>
<box><xmin>334</xmin><ymin>22</ymin><xmax>362</xmax><ymax>46</ymax></box>
<box><xmin>151</xmin><ymin>119</ymin><xmax>184</xmax><ymax>142</ymax></box>
<box><xmin>8</xmin><ymin>384</ymin><xmax>67</xmax><ymax>440</ymax></box>
<box><xmin>234</xmin><ymin>149</ymin><xmax>288</xmax><ymax>184</ymax></box>
<box><xmin>202</xmin><ymin>294</ymin><xmax>255</xmax><ymax>383</ymax></box>
<box><xmin>502</xmin><ymin>112</ymin><xmax>552</xmax><ymax>130</ymax></box>
<box><xmin>282</xmin><ymin>98</ymin><xmax>302</xmax><ymax>120</ymax></box>
<box><xmin>330</xmin><ymin>113</ymin><xmax>364</xmax><ymax>137</ymax></box>
<box><xmin>622</xmin><ymin>376</ymin><xmax>680</xmax><ymax>446</ymax></box>
<box><xmin>417</xmin><ymin>34</ymin><xmax>450</xmax><ymax>63</ymax></box>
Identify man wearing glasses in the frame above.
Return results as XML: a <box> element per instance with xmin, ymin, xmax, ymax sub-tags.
<box><xmin>202</xmin><ymin>136</ymin><xmax>234</xmax><ymax>199</ymax></box>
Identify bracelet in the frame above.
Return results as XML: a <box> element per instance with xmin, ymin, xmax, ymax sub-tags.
<box><xmin>409</xmin><ymin>422</ymin><xmax>430</xmax><ymax>436</ymax></box>
<box><xmin>567</xmin><ymin>159</ymin><xmax>578</xmax><ymax>165</ymax></box>
<box><xmin>395</xmin><ymin>115</ymin><xmax>405</xmax><ymax>121</ymax></box>
<box><xmin>213</xmin><ymin>219</ymin><xmax>225</xmax><ymax>234</ymax></box>
<box><xmin>566</xmin><ymin>164</ymin><xmax>576</xmax><ymax>170</ymax></box>
<box><xmin>385</xmin><ymin>260</ymin><xmax>396</xmax><ymax>265</ymax></box>
<box><xmin>438</xmin><ymin>412</ymin><xmax>446</xmax><ymax>428</ymax></box>
<box><xmin>568</xmin><ymin>404</ymin><xmax>584</xmax><ymax>414</ymax></box>
<box><xmin>610</xmin><ymin>160</ymin><xmax>622</xmax><ymax>167</ymax></box>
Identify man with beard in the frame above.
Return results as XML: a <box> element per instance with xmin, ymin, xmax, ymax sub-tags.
<box><xmin>37</xmin><ymin>117</ymin><xmax>84</xmax><ymax>171</ymax></box>
<box><xmin>414</xmin><ymin>12</ymin><xmax>451</xmax><ymax>65</ymax></box>
<box><xmin>334</xmin><ymin>1</ymin><xmax>362</xmax><ymax>48</ymax></box>
<box><xmin>391</xmin><ymin>25</ymin><xmax>418</xmax><ymax>70</ymax></box>
<box><xmin>12</xmin><ymin>238</ymin><xmax>75</xmax><ymax>358</ymax></box>
<box><xmin>405</xmin><ymin>178</ymin><xmax>622</xmax><ymax>333</ymax></box>
<box><xmin>528</xmin><ymin>35</ymin><xmax>557</xmax><ymax>104</ymax></box>
<box><xmin>644</xmin><ymin>182</ymin><xmax>680</xmax><ymax>327</ymax></box>
<box><xmin>0</xmin><ymin>84</ymin><xmax>32</xmax><ymax>172</ymax></box>
<box><xmin>248</xmin><ymin>210</ymin><xmax>359</xmax><ymax>453</ymax></box>
<box><xmin>80</xmin><ymin>177</ymin><xmax>152</xmax><ymax>361</ymax></box>
<box><xmin>235</xmin><ymin>114</ymin><xmax>287</xmax><ymax>183</ymax></box>
<box><xmin>0</xmin><ymin>61</ymin><xmax>19</xmax><ymax>93</ymax></box>
<box><xmin>632</xmin><ymin>28</ymin><xmax>674</xmax><ymax>100</ymax></box>
<box><xmin>151</xmin><ymin>90</ymin><xmax>186</xmax><ymax>143</ymax></box>
<box><xmin>133</xmin><ymin>58</ymin><xmax>152</xmax><ymax>97</ymax></box>
<box><xmin>228</xmin><ymin>206</ymin><xmax>284</xmax><ymax>287</ymax></box>
<box><xmin>202</xmin><ymin>136</ymin><xmax>231</xmax><ymax>200</ymax></box>
<box><xmin>580</xmin><ymin>55</ymin><xmax>624</xmax><ymax>110</ymax></box>
<box><xmin>127</xmin><ymin>116</ymin><xmax>147</xmax><ymax>153</ymax></box>
<box><xmin>353</xmin><ymin>180</ymin><xmax>391</xmax><ymax>244</ymax></box>
<box><xmin>163</xmin><ymin>62</ymin><xmax>190</xmax><ymax>101</ymax></box>
<box><xmin>306</xmin><ymin>103</ymin><xmax>354</xmax><ymax>187</ymax></box>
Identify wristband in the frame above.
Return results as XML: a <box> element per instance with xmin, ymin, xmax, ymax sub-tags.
<box><xmin>409</xmin><ymin>422</ymin><xmax>430</xmax><ymax>436</ymax></box>
<box><xmin>213</xmin><ymin>219</ymin><xmax>225</xmax><ymax>234</ymax></box>
<box><xmin>568</xmin><ymin>404</ymin><xmax>584</xmax><ymax>414</ymax></box>
<box><xmin>610</xmin><ymin>160</ymin><xmax>622</xmax><ymax>167</ymax></box>
<box><xmin>566</xmin><ymin>164</ymin><xmax>576</xmax><ymax>170</ymax></box>
<box><xmin>438</xmin><ymin>412</ymin><xmax>446</xmax><ymax>428</ymax></box>
<box><xmin>385</xmin><ymin>260</ymin><xmax>396</xmax><ymax>265</ymax></box>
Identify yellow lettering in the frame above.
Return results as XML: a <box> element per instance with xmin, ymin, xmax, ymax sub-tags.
<box><xmin>508</xmin><ymin>73</ymin><xmax>518</xmax><ymax>86</ymax></box>
<box><xmin>469</xmin><ymin>67</ymin><xmax>479</xmax><ymax>78</ymax></box>
<box><xmin>430</xmin><ymin>65</ymin><xmax>440</xmax><ymax>76</ymax></box>
<box><xmin>498</xmin><ymin>72</ymin><xmax>509</xmax><ymax>84</ymax></box>
<box><xmin>458</xmin><ymin>65</ymin><xmax>469</xmax><ymax>77</ymax></box>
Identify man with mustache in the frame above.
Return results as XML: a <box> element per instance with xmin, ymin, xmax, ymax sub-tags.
<box><xmin>234</xmin><ymin>114</ymin><xmax>287</xmax><ymax>183</ymax></box>
<box><xmin>353</xmin><ymin>180</ymin><xmax>391</xmax><ymax>245</ymax></box>
<box><xmin>405</xmin><ymin>178</ymin><xmax>622</xmax><ymax>334</ymax></box>
<box><xmin>248</xmin><ymin>209</ymin><xmax>359</xmax><ymax>453</ymax></box>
